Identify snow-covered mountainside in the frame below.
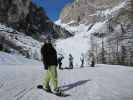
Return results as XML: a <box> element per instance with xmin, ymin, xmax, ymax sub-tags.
<box><xmin>0</xmin><ymin>24</ymin><xmax>42</xmax><ymax>60</ymax></box>
<box><xmin>90</xmin><ymin>0</ymin><xmax>133</xmax><ymax>65</ymax></box>
<box><xmin>55</xmin><ymin>0</ymin><xmax>133</xmax><ymax>66</ymax></box>
<box><xmin>55</xmin><ymin>20</ymin><xmax>110</xmax><ymax>67</ymax></box>
<box><xmin>55</xmin><ymin>21</ymin><xmax>91</xmax><ymax>67</ymax></box>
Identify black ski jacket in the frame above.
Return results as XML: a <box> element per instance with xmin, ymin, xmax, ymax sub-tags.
<box><xmin>41</xmin><ymin>43</ymin><xmax>58</xmax><ymax>69</ymax></box>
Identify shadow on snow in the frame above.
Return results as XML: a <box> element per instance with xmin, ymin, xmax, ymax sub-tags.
<box><xmin>60</xmin><ymin>79</ymin><xmax>91</xmax><ymax>92</ymax></box>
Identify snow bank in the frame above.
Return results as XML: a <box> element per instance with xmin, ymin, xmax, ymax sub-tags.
<box><xmin>0</xmin><ymin>51</ymin><xmax>40</xmax><ymax>65</ymax></box>
<box><xmin>0</xmin><ymin>24</ymin><xmax>15</xmax><ymax>33</ymax></box>
<box><xmin>0</xmin><ymin>23</ymin><xmax>42</xmax><ymax>60</ymax></box>
<box><xmin>55</xmin><ymin>20</ymin><xmax>88</xmax><ymax>35</ymax></box>
<box><xmin>88</xmin><ymin>21</ymin><xmax>108</xmax><ymax>34</ymax></box>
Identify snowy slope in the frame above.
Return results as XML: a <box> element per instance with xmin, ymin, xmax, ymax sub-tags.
<box><xmin>0</xmin><ymin>62</ymin><xmax>133</xmax><ymax>100</ymax></box>
<box><xmin>0</xmin><ymin>23</ymin><xmax>42</xmax><ymax>60</ymax></box>
<box><xmin>0</xmin><ymin>49</ymin><xmax>133</xmax><ymax>100</ymax></box>
<box><xmin>55</xmin><ymin>20</ymin><xmax>87</xmax><ymax>34</ymax></box>
<box><xmin>55</xmin><ymin>23</ymin><xmax>91</xmax><ymax>67</ymax></box>
<box><xmin>0</xmin><ymin>51</ymin><xmax>40</xmax><ymax>65</ymax></box>
<box><xmin>55</xmin><ymin>21</ymin><xmax>108</xmax><ymax>67</ymax></box>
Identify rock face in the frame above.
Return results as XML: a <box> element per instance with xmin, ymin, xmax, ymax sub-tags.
<box><xmin>0</xmin><ymin>24</ymin><xmax>41</xmax><ymax>60</ymax></box>
<box><xmin>16</xmin><ymin>2</ymin><xmax>72</xmax><ymax>40</ymax></box>
<box><xmin>91</xmin><ymin>22</ymin><xmax>133</xmax><ymax>65</ymax></box>
<box><xmin>90</xmin><ymin>0</ymin><xmax>133</xmax><ymax>66</ymax></box>
<box><xmin>60</xmin><ymin>0</ymin><xmax>127</xmax><ymax>24</ymax></box>
<box><xmin>60</xmin><ymin>0</ymin><xmax>133</xmax><ymax>66</ymax></box>
<box><xmin>0</xmin><ymin>0</ymin><xmax>31</xmax><ymax>23</ymax></box>
<box><xmin>0</xmin><ymin>0</ymin><xmax>72</xmax><ymax>60</ymax></box>
<box><xmin>0</xmin><ymin>0</ymin><xmax>72</xmax><ymax>40</ymax></box>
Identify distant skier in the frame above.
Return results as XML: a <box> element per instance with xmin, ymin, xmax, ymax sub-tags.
<box><xmin>57</xmin><ymin>54</ymin><xmax>64</xmax><ymax>70</ymax></box>
<box><xmin>0</xmin><ymin>37</ymin><xmax>4</xmax><ymax>51</ymax></box>
<box><xmin>0</xmin><ymin>44</ymin><xmax>3</xmax><ymax>51</ymax></box>
<box><xmin>90</xmin><ymin>54</ymin><xmax>95</xmax><ymax>67</ymax></box>
<box><xmin>40</xmin><ymin>38</ymin><xmax>62</xmax><ymax>95</ymax></box>
<box><xmin>69</xmin><ymin>54</ymin><xmax>73</xmax><ymax>69</ymax></box>
<box><xmin>80</xmin><ymin>53</ymin><xmax>84</xmax><ymax>68</ymax></box>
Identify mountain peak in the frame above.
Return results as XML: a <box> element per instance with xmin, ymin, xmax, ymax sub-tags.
<box><xmin>59</xmin><ymin>0</ymin><xmax>127</xmax><ymax>25</ymax></box>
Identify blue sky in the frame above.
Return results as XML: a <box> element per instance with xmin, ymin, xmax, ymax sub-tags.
<box><xmin>32</xmin><ymin>0</ymin><xmax>74</xmax><ymax>21</ymax></box>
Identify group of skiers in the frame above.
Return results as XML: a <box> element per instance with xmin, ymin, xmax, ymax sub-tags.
<box><xmin>57</xmin><ymin>53</ymin><xmax>95</xmax><ymax>69</ymax></box>
<box><xmin>57</xmin><ymin>53</ymin><xmax>83</xmax><ymax>69</ymax></box>
<box><xmin>40</xmin><ymin>38</ymin><xmax>95</xmax><ymax>95</ymax></box>
<box><xmin>57</xmin><ymin>53</ymin><xmax>74</xmax><ymax>69</ymax></box>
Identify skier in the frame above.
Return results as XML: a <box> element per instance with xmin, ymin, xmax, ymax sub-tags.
<box><xmin>0</xmin><ymin>37</ymin><xmax>4</xmax><ymax>51</ymax></box>
<box><xmin>57</xmin><ymin>54</ymin><xmax>64</xmax><ymax>70</ymax></box>
<box><xmin>80</xmin><ymin>53</ymin><xmax>84</xmax><ymax>68</ymax></box>
<box><xmin>90</xmin><ymin>54</ymin><xmax>95</xmax><ymax>67</ymax></box>
<box><xmin>40</xmin><ymin>38</ymin><xmax>62</xmax><ymax>95</ymax></box>
<box><xmin>69</xmin><ymin>54</ymin><xmax>73</xmax><ymax>69</ymax></box>
<box><xmin>0</xmin><ymin>44</ymin><xmax>3</xmax><ymax>51</ymax></box>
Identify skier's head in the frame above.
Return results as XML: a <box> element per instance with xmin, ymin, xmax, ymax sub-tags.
<box><xmin>81</xmin><ymin>53</ymin><xmax>84</xmax><ymax>57</ymax></box>
<box><xmin>69</xmin><ymin>54</ymin><xmax>72</xmax><ymax>57</ymax></box>
<box><xmin>45</xmin><ymin>36</ymin><xmax>52</xmax><ymax>43</ymax></box>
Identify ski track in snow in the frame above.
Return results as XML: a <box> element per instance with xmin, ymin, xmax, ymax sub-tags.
<box><xmin>0</xmin><ymin>64</ymin><xmax>133</xmax><ymax>100</ymax></box>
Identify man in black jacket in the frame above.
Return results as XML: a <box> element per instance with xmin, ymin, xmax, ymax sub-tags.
<box><xmin>41</xmin><ymin>39</ymin><xmax>60</xmax><ymax>94</ymax></box>
<box><xmin>57</xmin><ymin>54</ymin><xmax>64</xmax><ymax>70</ymax></box>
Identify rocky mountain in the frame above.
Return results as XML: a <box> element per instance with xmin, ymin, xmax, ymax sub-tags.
<box><xmin>89</xmin><ymin>0</ymin><xmax>133</xmax><ymax>65</ymax></box>
<box><xmin>0</xmin><ymin>0</ymin><xmax>72</xmax><ymax>41</ymax></box>
<box><xmin>58</xmin><ymin>0</ymin><xmax>133</xmax><ymax>66</ymax></box>
<box><xmin>0</xmin><ymin>0</ymin><xmax>73</xmax><ymax>60</ymax></box>
<box><xmin>0</xmin><ymin>0</ymin><xmax>31</xmax><ymax>23</ymax></box>
<box><xmin>60</xmin><ymin>0</ymin><xmax>131</xmax><ymax>25</ymax></box>
<box><xmin>0</xmin><ymin>24</ymin><xmax>41</xmax><ymax>60</ymax></box>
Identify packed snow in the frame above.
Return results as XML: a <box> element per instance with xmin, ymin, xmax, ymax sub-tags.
<box><xmin>0</xmin><ymin>26</ymin><xmax>132</xmax><ymax>100</ymax></box>
<box><xmin>0</xmin><ymin>55</ymin><xmax>133</xmax><ymax>100</ymax></box>
<box><xmin>0</xmin><ymin>52</ymin><xmax>40</xmax><ymax>65</ymax></box>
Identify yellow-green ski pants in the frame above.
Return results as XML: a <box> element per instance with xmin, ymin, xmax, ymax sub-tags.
<box><xmin>43</xmin><ymin>65</ymin><xmax>58</xmax><ymax>90</ymax></box>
